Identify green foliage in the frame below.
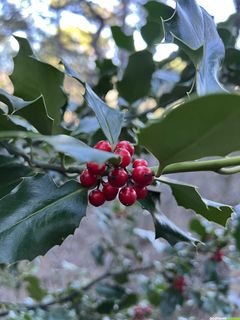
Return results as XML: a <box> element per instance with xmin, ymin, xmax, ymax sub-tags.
<box><xmin>10</xmin><ymin>37</ymin><xmax>67</xmax><ymax>133</ymax></box>
<box><xmin>160</xmin><ymin>177</ymin><xmax>233</xmax><ymax>226</ymax></box>
<box><xmin>0</xmin><ymin>0</ymin><xmax>239</xmax><ymax>279</ymax></box>
<box><xmin>138</xmin><ymin>94</ymin><xmax>240</xmax><ymax>170</ymax></box>
<box><xmin>111</xmin><ymin>26</ymin><xmax>134</xmax><ymax>52</ymax></box>
<box><xmin>117</xmin><ymin>50</ymin><xmax>155</xmax><ymax>103</ymax></box>
<box><xmin>0</xmin><ymin>174</ymin><xmax>87</xmax><ymax>262</ymax></box>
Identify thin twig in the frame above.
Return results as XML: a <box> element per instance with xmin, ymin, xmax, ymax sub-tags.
<box><xmin>1</xmin><ymin>142</ymin><xmax>83</xmax><ymax>174</ymax></box>
<box><xmin>0</xmin><ymin>264</ymin><xmax>154</xmax><ymax>317</ymax></box>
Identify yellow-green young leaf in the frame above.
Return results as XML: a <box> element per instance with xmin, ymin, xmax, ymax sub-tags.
<box><xmin>160</xmin><ymin>177</ymin><xmax>233</xmax><ymax>226</ymax></box>
<box><xmin>138</xmin><ymin>94</ymin><xmax>240</xmax><ymax>170</ymax></box>
<box><xmin>10</xmin><ymin>36</ymin><xmax>67</xmax><ymax>133</ymax></box>
<box><xmin>0</xmin><ymin>174</ymin><xmax>88</xmax><ymax>263</ymax></box>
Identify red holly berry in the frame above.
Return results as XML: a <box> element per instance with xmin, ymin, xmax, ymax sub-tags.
<box><xmin>103</xmin><ymin>183</ymin><xmax>119</xmax><ymax>201</ymax></box>
<box><xmin>173</xmin><ymin>276</ymin><xmax>186</xmax><ymax>292</ymax></box>
<box><xmin>115</xmin><ymin>140</ymin><xmax>134</xmax><ymax>156</ymax></box>
<box><xmin>87</xmin><ymin>162</ymin><xmax>106</xmax><ymax>175</ymax></box>
<box><xmin>94</xmin><ymin>140</ymin><xmax>112</xmax><ymax>152</ymax></box>
<box><xmin>115</xmin><ymin>148</ymin><xmax>131</xmax><ymax>168</ymax></box>
<box><xmin>132</xmin><ymin>166</ymin><xmax>153</xmax><ymax>186</ymax></box>
<box><xmin>80</xmin><ymin>169</ymin><xmax>98</xmax><ymax>188</ymax></box>
<box><xmin>212</xmin><ymin>249</ymin><xmax>224</xmax><ymax>262</ymax></box>
<box><xmin>89</xmin><ymin>190</ymin><xmax>105</xmax><ymax>207</ymax></box>
<box><xmin>134</xmin><ymin>186</ymin><xmax>148</xmax><ymax>199</ymax></box>
<box><xmin>108</xmin><ymin>168</ymin><xmax>128</xmax><ymax>188</ymax></box>
<box><xmin>119</xmin><ymin>186</ymin><xmax>137</xmax><ymax>206</ymax></box>
<box><xmin>133</xmin><ymin>159</ymin><xmax>148</xmax><ymax>168</ymax></box>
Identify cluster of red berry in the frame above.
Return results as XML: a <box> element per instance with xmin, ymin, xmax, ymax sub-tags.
<box><xmin>79</xmin><ymin>140</ymin><xmax>154</xmax><ymax>207</ymax></box>
<box><xmin>132</xmin><ymin>305</ymin><xmax>152</xmax><ymax>320</ymax></box>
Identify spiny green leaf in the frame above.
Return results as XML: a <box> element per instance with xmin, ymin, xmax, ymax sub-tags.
<box><xmin>0</xmin><ymin>131</ymin><xmax>119</xmax><ymax>165</ymax></box>
<box><xmin>164</xmin><ymin>0</ymin><xmax>226</xmax><ymax>94</ymax></box>
<box><xmin>138</xmin><ymin>188</ymin><xmax>198</xmax><ymax>245</ymax></box>
<box><xmin>0</xmin><ymin>155</ymin><xmax>31</xmax><ymax>199</ymax></box>
<box><xmin>160</xmin><ymin>176</ymin><xmax>233</xmax><ymax>226</ymax></box>
<box><xmin>63</xmin><ymin>62</ymin><xmax>124</xmax><ymax>146</ymax></box>
<box><xmin>138</xmin><ymin>94</ymin><xmax>240</xmax><ymax>169</ymax></box>
<box><xmin>0</xmin><ymin>174</ymin><xmax>88</xmax><ymax>263</ymax></box>
<box><xmin>0</xmin><ymin>89</ymin><xmax>52</xmax><ymax>134</ymax></box>
<box><xmin>152</xmin><ymin>212</ymin><xmax>199</xmax><ymax>246</ymax></box>
<box><xmin>10</xmin><ymin>36</ymin><xmax>67</xmax><ymax>133</ymax></box>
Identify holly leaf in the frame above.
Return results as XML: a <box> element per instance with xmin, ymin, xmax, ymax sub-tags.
<box><xmin>0</xmin><ymin>174</ymin><xmax>88</xmax><ymax>263</ymax></box>
<box><xmin>0</xmin><ymin>155</ymin><xmax>31</xmax><ymax>199</ymax></box>
<box><xmin>0</xmin><ymin>131</ymin><xmax>119</xmax><ymax>165</ymax></box>
<box><xmin>0</xmin><ymin>114</ymin><xmax>29</xmax><ymax>131</ymax></box>
<box><xmin>10</xmin><ymin>36</ymin><xmax>67</xmax><ymax>133</ymax></box>
<box><xmin>160</xmin><ymin>177</ymin><xmax>233</xmax><ymax>226</ymax></box>
<box><xmin>138</xmin><ymin>188</ymin><xmax>198</xmax><ymax>245</ymax></box>
<box><xmin>63</xmin><ymin>63</ymin><xmax>124</xmax><ymax>146</ymax></box>
<box><xmin>0</xmin><ymin>89</ymin><xmax>52</xmax><ymax>134</ymax></box>
<box><xmin>164</xmin><ymin>0</ymin><xmax>225</xmax><ymax>94</ymax></box>
<box><xmin>152</xmin><ymin>212</ymin><xmax>199</xmax><ymax>246</ymax></box>
<box><xmin>117</xmin><ymin>50</ymin><xmax>155</xmax><ymax>103</ymax></box>
<box><xmin>138</xmin><ymin>94</ymin><xmax>240</xmax><ymax>170</ymax></box>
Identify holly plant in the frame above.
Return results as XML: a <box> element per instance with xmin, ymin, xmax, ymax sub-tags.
<box><xmin>0</xmin><ymin>0</ymin><xmax>240</xmax><ymax>316</ymax></box>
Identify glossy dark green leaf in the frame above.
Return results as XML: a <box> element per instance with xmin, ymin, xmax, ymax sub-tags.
<box><xmin>152</xmin><ymin>212</ymin><xmax>199</xmax><ymax>246</ymax></box>
<box><xmin>117</xmin><ymin>50</ymin><xmax>155</xmax><ymax>103</ymax></box>
<box><xmin>138</xmin><ymin>94</ymin><xmax>240</xmax><ymax>169</ymax></box>
<box><xmin>0</xmin><ymin>114</ymin><xmax>28</xmax><ymax>131</ymax></box>
<box><xmin>160</xmin><ymin>177</ymin><xmax>233</xmax><ymax>226</ymax></box>
<box><xmin>63</xmin><ymin>63</ymin><xmax>124</xmax><ymax>146</ymax></box>
<box><xmin>84</xmin><ymin>84</ymin><xmax>124</xmax><ymax>146</ymax></box>
<box><xmin>111</xmin><ymin>26</ymin><xmax>134</xmax><ymax>51</ymax></box>
<box><xmin>138</xmin><ymin>189</ymin><xmax>161</xmax><ymax>213</ymax></box>
<box><xmin>0</xmin><ymin>174</ymin><xmax>88</xmax><ymax>263</ymax></box>
<box><xmin>0</xmin><ymin>155</ymin><xmax>31</xmax><ymax>199</ymax></box>
<box><xmin>0</xmin><ymin>89</ymin><xmax>52</xmax><ymax>134</ymax></box>
<box><xmin>0</xmin><ymin>131</ymin><xmax>119</xmax><ymax>165</ymax></box>
<box><xmin>138</xmin><ymin>188</ymin><xmax>198</xmax><ymax>245</ymax></box>
<box><xmin>164</xmin><ymin>0</ymin><xmax>225</xmax><ymax>94</ymax></box>
<box><xmin>10</xmin><ymin>36</ymin><xmax>67</xmax><ymax>133</ymax></box>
